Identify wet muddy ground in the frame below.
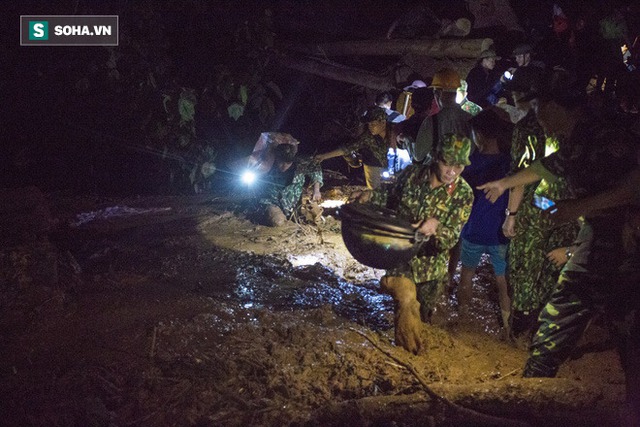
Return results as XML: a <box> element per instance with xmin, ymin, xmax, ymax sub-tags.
<box><xmin>0</xmin><ymin>183</ymin><xmax>630</xmax><ymax>426</ymax></box>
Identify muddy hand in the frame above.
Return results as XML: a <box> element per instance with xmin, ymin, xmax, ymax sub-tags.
<box><xmin>380</xmin><ymin>276</ymin><xmax>424</xmax><ymax>355</ymax></box>
<box><xmin>412</xmin><ymin>218</ymin><xmax>439</xmax><ymax>238</ymax></box>
<box><xmin>546</xmin><ymin>247</ymin><xmax>568</xmax><ymax>269</ymax></box>
<box><xmin>502</xmin><ymin>215</ymin><xmax>516</xmax><ymax>238</ymax></box>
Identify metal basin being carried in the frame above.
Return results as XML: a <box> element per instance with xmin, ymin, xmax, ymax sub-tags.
<box><xmin>339</xmin><ymin>203</ymin><xmax>422</xmax><ymax>270</ymax></box>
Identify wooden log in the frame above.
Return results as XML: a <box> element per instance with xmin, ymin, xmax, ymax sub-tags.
<box><xmin>337</xmin><ymin>329</ymin><xmax>625</xmax><ymax>426</ymax></box>
<box><xmin>313</xmin><ymin>380</ymin><xmax>624</xmax><ymax>426</ymax></box>
<box><xmin>277</xmin><ymin>54</ymin><xmax>395</xmax><ymax>91</ymax></box>
<box><xmin>283</xmin><ymin>38</ymin><xmax>495</xmax><ymax>59</ymax></box>
<box><xmin>278</xmin><ymin>53</ymin><xmax>477</xmax><ymax>92</ymax></box>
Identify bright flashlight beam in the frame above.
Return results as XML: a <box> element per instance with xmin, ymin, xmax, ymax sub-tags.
<box><xmin>319</xmin><ymin>199</ymin><xmax>345</xmax><ymax>208</ymax></box>
<box><xmin>241</xmin><ymin>170</ymin><xmax>256</xmax><ymax>185</ymax></box>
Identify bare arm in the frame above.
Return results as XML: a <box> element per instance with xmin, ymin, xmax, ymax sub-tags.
<box><xmin>547</xmin><ymin>168</ymin><xmax>640</xmax><ymax>223</ymax></box>
<box><xmin>314</xmin><ymin>148</ymin><xmax>347</xmax><ymax>163</ymax></box>
<box><xmin>312</xmin><ymin>181</ymin><xmax>322</xmax><ymax>201</ymax></box>
<box><xmin>477</xmin><ymin>167</ymin><xmax>542</xmax><ymax>203</ymax></box>
<box><xmin>580</xmin><ymin>168</ymin><xmax>638</xmax><ymax>212</ymax></box>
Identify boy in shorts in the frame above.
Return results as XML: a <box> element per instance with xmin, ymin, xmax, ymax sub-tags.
<box><xmin>456</xmin><ymin>108</ymin><xmax>513</xmax><ymax>339</ymax></box>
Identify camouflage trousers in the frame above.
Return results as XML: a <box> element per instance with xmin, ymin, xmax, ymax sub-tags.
<box><xmin>523</xmin><ymin>263</ymin><xmax>640</xmax><ymax>418</ymax></box>
<box><xmin>524</xmin><ymin>267</ymin><xmax>640</xmax><ymax>371</ymax></box>
<box><xmin>416</xmin><ymin>278</ymin><xmax>445</xmax><ymax>323</ymax></box>
<box><xmin>387</xmin><ymin>262</ymin><xmax>446</xmax><ymax>323</ymax></box>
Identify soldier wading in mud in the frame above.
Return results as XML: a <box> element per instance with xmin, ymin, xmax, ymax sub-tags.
<box><xmin>357</xmin><ymin>134</ymin><xmax>474</xmax><ymax>354</ymax></box>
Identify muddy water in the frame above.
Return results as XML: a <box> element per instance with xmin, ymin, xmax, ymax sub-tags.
<box><xmin>155</xmin><ymin>245</ymin><xmax>504</xmax><ymax>336</ymax></box>
<box><xmin>72</xmin><ymin>205</ymin><xmax>504</xmax><ymax>338</ymax></box>
<box><xmin>444</xmin><ymin>254</ymin><xmax>504</xmax><ymax>335</ymax></box>
<box><xmin>158</xmin><ymin>248</ymin><xmax>394</xmax><ymax>330</ymax></box>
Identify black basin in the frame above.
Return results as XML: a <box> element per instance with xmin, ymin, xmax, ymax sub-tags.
<box><xmin>339</xmin><ymin>203</ymin><xmax>421</xmax><ymax>270</ymax></box>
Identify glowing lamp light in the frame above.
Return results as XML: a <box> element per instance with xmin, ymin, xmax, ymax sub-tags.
<box><xmin>289</xmin><ymin>254</ymin><xmax>320</xmax><ymax>267</ymax></box>
<box><xmin>320</xmin><ymin>199</ymin><xmax>345</xmax><ymax>208</ymax></box>
<box><xmin>241</xmin><ymin>170</ymin><xmax>256</xmax><ymax>185</ymax></box>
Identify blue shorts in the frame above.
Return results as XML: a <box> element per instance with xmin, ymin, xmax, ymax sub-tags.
<box><xmin>460</xmin><ymin>238</ymin><xmax>508</xmax><ymax>276</ymax></box>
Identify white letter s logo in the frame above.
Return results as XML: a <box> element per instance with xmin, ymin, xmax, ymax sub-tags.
<box><xmin>33</xmin><ymin>23</ymin><xmax>44</xmax><ymax>38</ymax></box>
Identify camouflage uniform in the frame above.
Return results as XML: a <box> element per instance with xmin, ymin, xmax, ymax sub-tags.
<box><xmin>460</xmin><ymin>99</ymin><xmax>482</xmax><ymax>117</ymax></box>
<box><xmin>258</xmin><ymin>156</ymin><xmax>323</xmax><ymax>218</ymax></box>
<box><xmin>371</xmin><ymin>135</ymin><xmax>474</xmax><ymax>319</ymax></box>
<box><xmin>343</xmin><ymin>131</ymin><xmax>389</xmax><ymax>168</ymax></box>
<box><xmin>344</xmin><ymin>108</ymin><xmax>392</xmax><ymax>189</ymax></box>
<box><xmin>508</xmin><ymin>111</ymin><xmax>579</xmax><ymax>322</ymax></box>
<box><xmin>522</xmin><ymin>112</ymin><xmax>640</xmax><ymax>404</ymax></box>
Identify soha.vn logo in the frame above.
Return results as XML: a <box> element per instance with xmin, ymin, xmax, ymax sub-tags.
<box><xmin>29</xmin><ymin>21</ymin><xmax>48</xmax><ymax>40</ymax></box>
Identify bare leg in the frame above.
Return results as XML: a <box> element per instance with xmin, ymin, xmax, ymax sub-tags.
<box><xmin>266</xmin><ymin>205</ymin><xmax>287</xmax><ymax>227</ymax></box>
<box><xmin>495</xmin><ymin>274</ymin><xmax>513</xmax><ymax>340</ymax></box>
<box><xmin>380</xmin><ymin>276</ymin><xmax>424</xmax><ymax>354</ymax></box>
<box><xmin>447</xmin><ymin>239</ymin><xmax>461</xmax><ymax>293</ymax></box>
<box><xmin>457</xmin><ymin>265</ymin><xmax>474</xmax><ymax>319</ymax></box>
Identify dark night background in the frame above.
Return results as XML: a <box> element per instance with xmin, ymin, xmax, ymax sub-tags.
<box><xmin>4</xmin><ymin>1</ymin><xmax>405</xmax><ymax>195</ymax></box>
<box><xmin>3</xmin><ymin>1</ymin><xmax>639</xmax><ymax>195</ymax></box>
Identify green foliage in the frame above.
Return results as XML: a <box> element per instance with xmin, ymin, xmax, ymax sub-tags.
<box><xmin>239</xmin><ymin>85</ymin><xmax>248</xmax><ymax>105</ymax></box>
<box><xmin>178</xmin><ymin>89</ymin><xmax>197</xmax><ymax>123</ymax></box>
<box><xmin>227</xmin><ymin>102</ymin><xmax>245</xmax><ymax>121</ymax></box>
<box><xmin>66</xmin><ymin>2</ymin><xmax>284</xmax><ymax>194</ymax></box>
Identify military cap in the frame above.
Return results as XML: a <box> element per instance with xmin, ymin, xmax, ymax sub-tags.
<box><xmin>437</xmin><ymin>133</ymin><xmax>471</xmax><ymax>166</ymax></box>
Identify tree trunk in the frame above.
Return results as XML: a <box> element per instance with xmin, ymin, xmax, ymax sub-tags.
<box><xmin>277</xmin><ymin>54</ymin><xmax>395</xmax><ymax>91</ymax></box>
<box><xmin>312</xmin><ymin>380</ymin><xmax>623</xmax><ymax>427</ymax></box>
<box><xmin>283</xmin><ymin>38</ymin><xmax>494</xmax><ymax>59</ymax></box>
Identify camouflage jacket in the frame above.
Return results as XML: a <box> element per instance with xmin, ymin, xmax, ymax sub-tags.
<box><xmin>530</xmin><ymin>111</ymin><xmax>639</xmax><ymax>272</ymax></box>
<box><xmin>371</xmin><ymin>164</ymin><xmax>474</xmax><ymax>283</ymax></box>
<box><xmin>259</xmin><ymin>157</ymin><xmax>323</xmax><ymax>217</ymax></box>
<box><xmin>531</xmin><ymin>112</ymin><xmax>638</xmax><ymax>200</ymax></box>
<box><xmin>343</xmin><ymin>130</ymin><xmax>390</xmax><ymax>168</ymax></box>
<box><xmin>511</xmin><ymin>109</ymin><xmax>546</xmax><ymax>200</ymax></box>
<box><xmin>460</xmin><ymin>99</ymin><xmax>482</xmax><ymax>117</ymax></box>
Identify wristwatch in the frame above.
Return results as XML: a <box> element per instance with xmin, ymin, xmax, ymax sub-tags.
<box><xmin>565</xmin><ymin>248</ymin><xmax>573</xmax><ymax>260</ymax></box>
<box><xmin>505</xmin><ymin>208</ymin><xmax>518</xmax><ymax>216</ymax></box>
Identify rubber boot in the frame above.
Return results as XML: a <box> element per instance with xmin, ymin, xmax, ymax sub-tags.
<box><xmin>415</xmin><ymin>280</ymin><xmax>440</xmax><ymax>324</ymax></box>
<box><xmin>522</xmin><ymin>357</ymin><xmax>558</xmax><ymax>378</ymax></box>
